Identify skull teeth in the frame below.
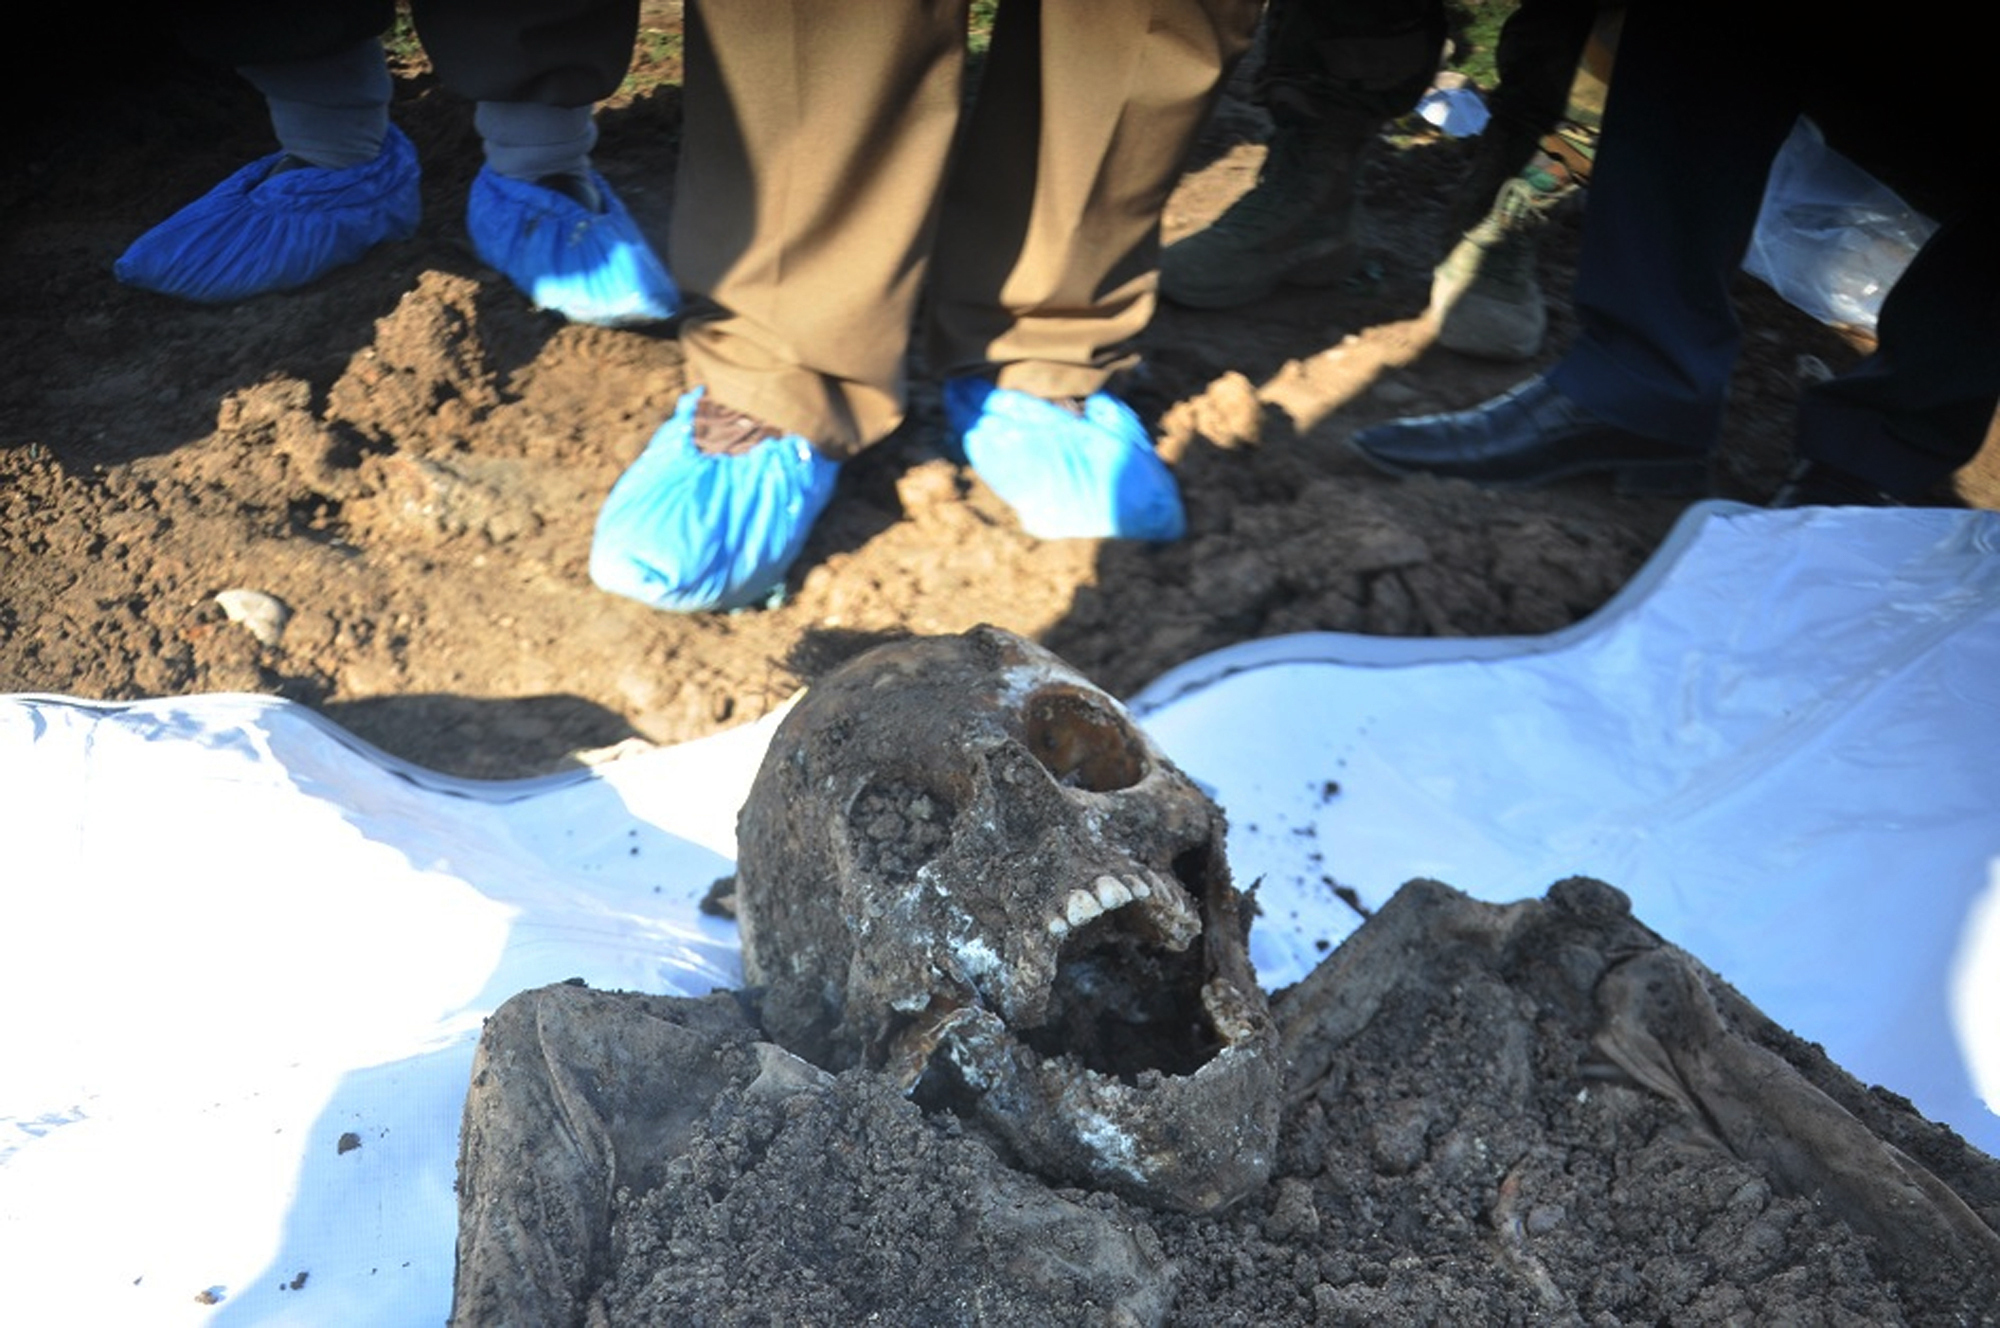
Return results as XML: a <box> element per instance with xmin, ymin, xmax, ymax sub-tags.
<box><xmin>1050</xmin><ymin>870</ymin><xmax>1198</xmax><ymax>941</ymax></box>
<box><xmin>1093</xmin><ymin>875</ymin><xmax>1133</xmax><ymax>910</ymax></box>
<box><xmin>1065</xmin><ymin>888</ymin><xmax>1104</xmax><ymax>927</ymax></box>
<box><xmin>1050</xmin><ymin>873</ymin><xmax>1158</xmax><ymax>936</ymax></box>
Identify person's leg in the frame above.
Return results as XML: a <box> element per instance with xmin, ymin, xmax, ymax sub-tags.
<box><xmin>931</xmin><ymin>0</ymin><xmax>1258</xmax><ymax>394</ymax></box>
<box><xmin>671</xmin><ymin>0</ymin><xmax>966</xmax><ymax>456</ymax></box>
<box><xmin>1466</xmin><ymin>0</ymin><xmax>1599</xmax><ymax>226</ymax></box>
<box><xmin>1426</xmin><ymin>0</ymin><xmax>1599</xmax><ymax>362</ymax></box>
<box><xmin>926</xmin><ymin>0</ymin><xmax>1258</xmax><ymax>539</ymax></box>
<box><xmin>115</xmin><ymin>1</ymin><xmax>421</xmax><ymax>302</ymax></box>
<box><xmin>1543</xmin><ymin>0</ymin><xmax>1796</xmax><ymax>448</ymax></box>
<box><xmin>1772</xmin><ymin>20</ymin><xmax>1998</xmax><ymax>504</ymax></box>
<box><xmin>242</xmin><ymin>28</ymin><xmax>396</xmax><ymax>170</ymax></box>
<box><xmin>592</xmin><ymin>0</ymin><xmax>965</xmax><ymax>612</ymax></box>
<box><xmin>409</xmin><ymin>0</ymin><xmax>638</xmax><ymax>105</ymax></box>
<box><xmin>1350</xmin><ymin>0</ymin><xmax>1797</xmax><ymax>493</ymax></box>
<box><xmin>1785</xmin><ymin>206</ymin><xmax>2000</xmax><ymax>501</ymax></box>
<box><xmin>170</xmin><ymin>1</ymin><xmax>394</xmax><ymax>73</ymax></box>
<box><xmin>418</xmin><ymin>0</ymin><xmax>677</xmax><ymax>325</ymax></box>
<box><xmin>1157</xmin><ymin>0</ymin><xmax>1440</xmax><ymax>310</ymax></box>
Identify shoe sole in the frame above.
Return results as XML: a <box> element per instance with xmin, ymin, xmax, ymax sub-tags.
<box><xmin>1349</xmin><ymin>438</ymin><xmax>1710</xmax><ymax>498</ymax></box>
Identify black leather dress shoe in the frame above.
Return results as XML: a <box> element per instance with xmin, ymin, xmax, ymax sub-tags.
<box><xmin>1349</xmin><ymin>375</ymin><xmax>1710</xmax><ymax>495</ymax></box>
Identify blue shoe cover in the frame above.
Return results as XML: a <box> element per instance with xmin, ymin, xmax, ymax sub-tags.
<box><xmin>114</xmin><ymin>125</ymin><xmax>420</xmax><ymax>303</ymax></box>
<box><xmin>467</xmin><ymin>168</ymin><xmax>680</xmax><ymax>326</ymax></box>
<box><xmin>590</xmin><ymin>389</ymin><xmax>840</xmax><ymax>612</ymax></box>
<box><xmin>943</xmin><ymin>377</ymin><xmax>1187</xmax><ymax>541</ymax></box>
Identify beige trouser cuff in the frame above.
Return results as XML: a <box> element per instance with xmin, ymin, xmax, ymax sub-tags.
<box><xmin>673</xmin><ymin>0</ymin><xmax>1258</xmax><ymax>458</ymax></box>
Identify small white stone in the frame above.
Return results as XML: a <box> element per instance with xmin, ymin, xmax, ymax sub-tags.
<box><xmin>213</xmin><ymin>588</ymin><xmax>290</xmax><ymax>646</ymax></box>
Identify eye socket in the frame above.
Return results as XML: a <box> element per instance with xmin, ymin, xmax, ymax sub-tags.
<box><xmin>1021</xmin><ymin>687</ymin><xmax>1145</xmax><ymax>791</ymax></box>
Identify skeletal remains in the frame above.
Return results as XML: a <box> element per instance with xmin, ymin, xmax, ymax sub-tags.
<box><xmin>734</xmin><ymin>624</ymin><xmax>1281</xmax><ymax>1214</ymax></box>
<box><xmin>449</xmin><ymin>626</ymin><xmax>2000</xmax><ymax>1325</ymax></box>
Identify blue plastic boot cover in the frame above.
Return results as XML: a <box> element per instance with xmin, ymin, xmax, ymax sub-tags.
<box><xmin>590</xmin><ymin>388</ymin><xmax>841</xmax><ymax>613</ymax></box>
<box><xmin>467</xmin><ymin>168</ymin><xmax>679</xmax><ymax>326</ymax></box>
<box><xmin>943</xmin><ymin>377</ymin><xmax>1187</xmax><ymax>541</ymax></box>
<box><xmin>113</xmin><ymin>125</ymin><xmax>421</xmax><ymax>303</ymax></box>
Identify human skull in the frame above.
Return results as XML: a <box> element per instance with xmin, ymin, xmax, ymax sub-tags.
<box><xmin>735</xmin><ymin>625</ymin><xmax>1279</xmax><ymax>1213</ymax></box>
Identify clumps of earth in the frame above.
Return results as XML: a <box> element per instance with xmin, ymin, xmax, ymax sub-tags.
<box><xmin>449</xmin><ymin>629</ymin><xmax>2000</xmax><ymax>1327</ymax></box>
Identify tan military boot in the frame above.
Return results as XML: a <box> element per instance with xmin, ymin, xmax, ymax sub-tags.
<box><xmin>1430</xmin><ymin>170</ymin><xmax>1570</xmax><ymax>362</ymax></box>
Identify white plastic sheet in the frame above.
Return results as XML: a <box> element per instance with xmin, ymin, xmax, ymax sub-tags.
<box><xmin>2</xmin><ymin>500</ymin><xmax>1996</xmax><ymax>1326</ymax></box>
<box><xmin>0</xmin><ymin>700</ymin><xmax>773</xmax><ymax>1326</ymax></box>
<box><xmin>1131</xmin><ymin>501</ymin><xmax>2000</xmax><ymax>1155</ymax></box>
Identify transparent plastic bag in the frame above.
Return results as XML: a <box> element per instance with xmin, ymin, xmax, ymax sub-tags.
<box><xmin>1743</xmin><ymin>117</ymin><xmax>1937</xmax><ymax>333</ymax></box>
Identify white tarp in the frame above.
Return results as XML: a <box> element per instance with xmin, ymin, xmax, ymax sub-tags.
<box><xmin>2</xmin><ymin>500</ymin><xmax>1996</xmax><ymax>1325</ymax></box>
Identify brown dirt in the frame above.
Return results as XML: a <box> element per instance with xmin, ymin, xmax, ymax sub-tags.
<box><xmin>12</xmin><ymin>7</ymin><xmax>1992</xmax><ymax>780</ymax></box>
<box><xmin>451</xmin><ymin>881</ymin><xmax>2000</xmax><ymax>1327</ymax></box>
<box><xmin>7</xmin><ymin>12</ymin><xmax>1999</xmax><ymax>1325</ymax></box>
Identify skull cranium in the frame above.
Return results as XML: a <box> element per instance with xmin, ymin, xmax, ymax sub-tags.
<box><xmin>735</xmin><ymin>625</ymin><xmax>1279</xmax><ymax>1213</ymax></box>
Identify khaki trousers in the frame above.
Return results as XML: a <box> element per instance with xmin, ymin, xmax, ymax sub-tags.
<box><xmin>672</xmin><ymin>0</ymin><xmax>1260</xmax><ymax>459</ymax></box>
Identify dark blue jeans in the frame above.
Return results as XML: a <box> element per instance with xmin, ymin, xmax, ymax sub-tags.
<box><xmin>1549</xmin><ymin>0</ymin><xmax>1998</xmax><ymax>494</ymax></box>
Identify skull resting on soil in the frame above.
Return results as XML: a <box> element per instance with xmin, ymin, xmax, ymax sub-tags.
<box><xmin>735</xmin><ymin>625</ymin><xmax>1280</xmax><ymax>1213</ymax></box>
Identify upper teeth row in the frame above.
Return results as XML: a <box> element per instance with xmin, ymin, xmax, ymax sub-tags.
<box><xmin>1047</xmin><ymin>871</ymin><xmax>1164</xmax><ymax>936</ymax></box>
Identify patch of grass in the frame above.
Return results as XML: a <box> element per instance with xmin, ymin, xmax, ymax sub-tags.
<box><xmin>620</xmin><ymin>26</ymin><xmax>684</xmax><ymax>97</ymax></box>
<box><xmin>969</xmin><ymin>0</ymin><xmax>1000</xmax><ymax>55</ymax></box>
<box><xmin>384</xmin><ymin>5</ymin><xmax>425</xmax><ymax>72</ymax></box>
<box><xmin>1445</xmin><ymin>0</ymin><xmax>1519</xmax><ymax>89</ymax></box>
